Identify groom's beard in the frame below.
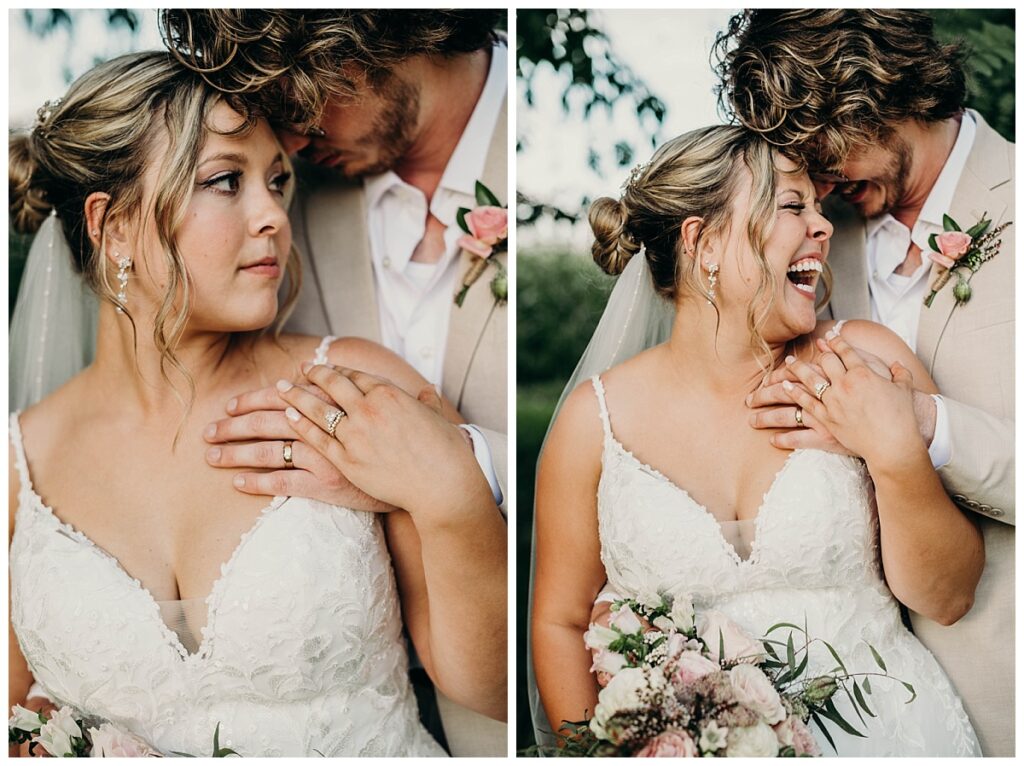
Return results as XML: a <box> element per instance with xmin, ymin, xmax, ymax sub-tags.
<box><xmin>839</xmin><ymin>136</ymin><xmax>912</xmax><ymax>219</ymax></box>
<box><xmin>332</xmin><ymin>76</ymin><xmax>420</xmax><ymax>179</ymax></box>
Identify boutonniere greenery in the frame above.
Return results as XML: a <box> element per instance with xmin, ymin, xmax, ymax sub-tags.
<box><xmin>454</xmin><ymin>181</ymin><xmax>508</xmax><ymax>307</ymax></box>
<box><xmin>923</xmin><ymin>213</ymin><xmax>1010</xmax><ymax>307</ymax></box>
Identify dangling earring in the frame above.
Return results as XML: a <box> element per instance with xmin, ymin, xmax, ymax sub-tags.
<box><xmin>115</xmin><ymin>253</ymin><xmax>131</xmax><ymax>313</ymax></box>
<box><xmin>705</xmin><ymin>262</ymin><xmax>719</xmax><ymax>304</ymax></box>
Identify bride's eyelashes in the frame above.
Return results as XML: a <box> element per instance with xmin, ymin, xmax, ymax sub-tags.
<box><xmin>198</xmin><ymin>169</ymin><xmax>293</xmax><ymax>197</ymax></box>
<box><xmin>779</xmin><ymin>202</ymin><xmax>805</xmax><ymax>214</ymax></box>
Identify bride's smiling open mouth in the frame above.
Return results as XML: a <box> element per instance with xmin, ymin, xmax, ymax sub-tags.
<box><xmin>785</xmin><ymin>254</ymin><xmax>823</xmax><ymax>298</ymax></box>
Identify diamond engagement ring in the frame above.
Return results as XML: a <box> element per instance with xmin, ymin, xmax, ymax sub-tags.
<box><xmin>282</xmin><ymin>441</ymin><xmax>294</xmax><ymax>468</ymax></box>
<box><xmin>324</xmin><ymin>408</ymin><xmax>346</xmax><ymax>437</ymax></box>
<box><xmin>814</xmin><ymin>381</ymin><xmax>831</xmax><ymax>400</ymax></box>
<box><xmin>794</xmin><ymin>408</ymin><xmax>804</xmax><ymax>426</ymax></box>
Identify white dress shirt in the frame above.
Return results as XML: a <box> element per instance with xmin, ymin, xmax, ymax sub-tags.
<box><xmin>863</xmin><ymin>112</ymin><xmax>976</xmax><ymax>469</ymax></box>
<box><xmin>364</xmin><ymin>42</ymin><xmax>507</xmax><ymax>385</ymax></box>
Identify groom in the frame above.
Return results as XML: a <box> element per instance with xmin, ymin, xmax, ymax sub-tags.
<box><xmin>718</xmin><ymin>9</ymin><xmax>1013</xmax><ymax>756</ymax></box>
<box><xmin>161</xmin><ymin>10</ymin><xmax>508</xmax><ymax>756</ymax></box>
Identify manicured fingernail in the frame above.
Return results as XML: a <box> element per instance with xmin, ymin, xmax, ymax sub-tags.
<box><xmin>204</xmin><ymin>424</ymin><xmax>216</xmax><ymax>439</ymax></box>
<box><xmin>745</xmin><ymin>393</ymin><xmax>752</xmax><ymax>406</ymax></box>
<box><xmin>301</xmin><ymin>362</ymin><xmax>313</xmax><ymax>375</ymax></box>
<box><xmin>276</xmin><ymin>379</ymin><xmax>293</xmax><ymax>393</ymax></box>
<box><xmin>785</xmin><ymin>355</ymin><xmax>795</xmax><ymax>365</ymax></box>
<box><xmin>825</xmin><ymin>330</ymin><xmax>836</xmax><ymax>340</ymax></box>
<box><xmin>207</xmin><ymin>447</ymin><xmax>221</xmax><ymax>462</ymax></box>
<box><xmin>226</xmin><ymin>398</ymin><xmax>237</xmax><ymax>413</ymax></box>
<box><xmin>285</xmin><ymin>406</ymin><xmax>301</xmax><ymax>422</ymax></box>
<box><xmin>233</xmin><ymin>475</ymin><xmax>245</xmax><ymax>488</ymax></box>
<box><xmin>782</xmin><ymin>380</ymin><xmax>793</xmax><ymax>391</ymax></box>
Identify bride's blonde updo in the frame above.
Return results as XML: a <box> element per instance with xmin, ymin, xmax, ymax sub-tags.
<box><xmin>10</xmin><ymin>51</ymin><xmax>300</xmax><ymax>411</ymax></box>
<box><xmin>590</xmin><ymin>125</ymin><xmax>783</xmax><ymax>303</ymax></box>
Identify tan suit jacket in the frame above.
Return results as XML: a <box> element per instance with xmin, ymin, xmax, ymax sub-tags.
<box><xmin>821</xmin><ymin>111</ymin><xmax>1013</xmax><ymax>756</ymax></box>
<box><xmin>284</xmin><ymin>96</ymin><xmax>508</xmax><ymax>758</ymax></box>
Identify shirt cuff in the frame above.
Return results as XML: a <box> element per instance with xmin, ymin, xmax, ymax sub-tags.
<box><xmin>928</xmin><ymin>394</ymin><xmax>952</xmax><ymax>469</ymax></box>
<box><xmin>458</xmin><ymin>424</ymin><xmax>504</xmax><ymax>507</ymax></box>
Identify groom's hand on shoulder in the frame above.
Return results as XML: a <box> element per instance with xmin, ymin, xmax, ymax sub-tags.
<box><xmin>203</xmin><ymin>383</ymin><xmax>397</xmax><ymax>512</ymax></box>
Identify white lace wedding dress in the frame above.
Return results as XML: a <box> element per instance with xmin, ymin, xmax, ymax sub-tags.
<box><xmin>591</xmin><ymin>376</ymin><xmax>981</xmax><ymax>757</ymax></box>
<box><xmin>8</xmin><ymin>342</ymin><xmax>446</xmax><ymax>757</ymax></box>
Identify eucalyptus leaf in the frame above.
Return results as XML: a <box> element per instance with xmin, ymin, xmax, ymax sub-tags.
<box><xmin>862</xmin><ymin>677</ymin><xmax>872</xmax><ymax>695</ymax></box>
<box><xmin>786</xmin><ymin>633</ymin><xmax>796</xmax><ymax>675</ymax></box>
<box><xmin>867</xmin><ymin>642</ymin><xmax>887</xmax><ymax>672</ymax></box>
<box><xmin>902</xmin><ymin>681</ymin><xmax>917</xmax><ymax>704</ymax></box>
<box><xmin>853</xmin><ymin>681</ymin><xmax>876</xmax><ymax>717</ymax></box>
<box><xmin>822</xmin><ymin>640</ymin><xmax>847</xmax><ymax>674</ymax></box>
<box><xmin>821</xmin><ymin>697</ymin><xmax>866</xmax><ymax>738</ymax></box>
<box><xmin>810</xmin><ymin>711</ymin><xmax>837</xmax><ymax>753</ymax></box>
<box><xmin>766</xmin><ymin>622</ymin><xmax>804</xmax><ymax>634</ymax></box>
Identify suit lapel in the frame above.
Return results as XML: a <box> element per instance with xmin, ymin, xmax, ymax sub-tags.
<box><xmin>917</xmin><ymin>112</ymin><xmax>1011</xmax><ymax>371</ymax></box>
<box><xmin>300</xmin><ymin>175</ymin><xmax>381</xmax><ymax>341</ymax></box>
<box><xmin>442</xmin><ymin>94</ymin><xmax>507</xmax><ymax>401</ymax></box>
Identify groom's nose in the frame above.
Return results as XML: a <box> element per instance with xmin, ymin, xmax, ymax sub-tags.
<box><xmin>276</xmin><ymin>129</ymin><xmax>312</xmax><ymax>156</ymax></box>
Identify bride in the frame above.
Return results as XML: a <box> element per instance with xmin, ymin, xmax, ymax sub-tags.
<box><xmin>530</xmin><ymin>126</ymin><xmax>983</xmax><ymax>756</ymax></box>
<box><xmin>9</xmin><ymin>51</ymin><xmax>504</xmax><ymax>757</ymax></box>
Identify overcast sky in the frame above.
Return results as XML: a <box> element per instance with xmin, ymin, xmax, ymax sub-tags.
<box><xmin>518</xmin><ymin>9</ymin><xmax>738</xmax><ymax>249</ymax></box>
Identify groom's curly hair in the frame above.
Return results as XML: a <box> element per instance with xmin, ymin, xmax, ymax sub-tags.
<box><xmin>712</xmin><ymin>10</ymin><xmax>967</xmax><ymax>171</ymax></box>
<box><xmin>160</xmin><ymin>10</ymin><xmax>502</xmax><ymax>131</ymax></box>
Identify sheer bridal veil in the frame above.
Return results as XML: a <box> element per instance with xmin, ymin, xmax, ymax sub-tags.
<box><xmin>527</xmin><ymin>250</ymin><xmax>674</xmax><ymax>746</ymax></box>
<box><xmin>10</xmin><ymin>211</ymin><xmax>98</xmax><ymax>411</ymax></box>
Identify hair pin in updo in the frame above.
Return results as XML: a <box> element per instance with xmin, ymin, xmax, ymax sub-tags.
<box><xmin>621</xmin><ymin>160</ymin><xmax>650</xmax><ymax>193</ymax></box>
<box><xmin>33</xmin><ymin>97</ymin><xmax>64</xmax><ymax>137</ymax></box>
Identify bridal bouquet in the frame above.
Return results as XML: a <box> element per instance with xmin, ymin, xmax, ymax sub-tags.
<box><xmin>559</xmin><ymin>594</ymin><xmax>914</xmax><ymax>757</ymax></box>
<box><xmin>9</xmin><ymin>704</ymin><xmax>238</xmax><ymax>757</ymax></box>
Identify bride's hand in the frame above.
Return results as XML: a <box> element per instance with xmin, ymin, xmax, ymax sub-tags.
<box><xmin>13</xmin><ymin>697</ymin><xmax>57</xmax><ymax>757</ymax></box>
<box><xmin>747</xmin><ymin>364</ymin><xmax>855</xmax><ymax>456</ymax></box>
<box><xmin>204</xmin><ymin>384</ymin><xmax>397</xmax><ymax>512</ymax></box>
<box><xmin>783</xmin><ymin>333</ymin><xmax>924</xmax><ymax>467</ymax></box>
<box><xmin>276</xmin><ymin>363</ymin><xmax>492</xmax><ymax>520</ymax></box>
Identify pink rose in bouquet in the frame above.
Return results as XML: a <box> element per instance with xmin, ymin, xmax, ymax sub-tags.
<box><xmin>671</xmin><ymin>650</ymin><xmax>718</xmax><ymax>686</ymax></box>
<box><xmin>696</xmin><ymin>610</ymin><xmax>766</xmax><ymax>664</ymax></box>
<box><xmin>774</xmin><ymin>715</ymin><xmax>822</xmax><ymax>757</ymax></box>
<box><xmin>728</xmin><ymin>664</ymin><xmax>786</xmax><ymax>725</ymax></box>
<box><xmin>87</xmin><ymin>722</ymin><xmax>160</xmax><ymax>757</ymax></box>
<box><xmin>634</xmin><ymin>729</ymin><xmax>698</xmax><ymax>757</ymax></box>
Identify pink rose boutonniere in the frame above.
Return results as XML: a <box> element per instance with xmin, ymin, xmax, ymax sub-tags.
<box><xmin>455</xmin><ymin>181</ymin><xmax>508</xmax><ymax>307</ymax></box>
<box><xmin>924</xmin><ymin>213</ymin><xmax>1010</xmax><ymax>307</ymax></box>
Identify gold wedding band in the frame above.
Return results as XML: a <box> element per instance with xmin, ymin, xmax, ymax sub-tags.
<box><xmin>814</xmin><ymin>381</ymin><xmax>831</xmax><ymax>400</ymax></box>
<box><xmin>324</xmin><ymin>408</ymin><xmax>346</xmax><ymax>437</ymax></box>
<box><xmin>282</xmin><ymin>441</ymin><xmax>294</xmax><ymax>468</ymax></box>
<box><xmin>794</xmin><ymin>408</ymin><xmax>804</xmax><ymax>426</ymax></box>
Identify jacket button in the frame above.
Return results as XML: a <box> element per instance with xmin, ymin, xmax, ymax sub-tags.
<box><xmin>966</xmin><ymin>499</ymin><xmax>980</xmax><ymax>509</ymax></box>
<box><xmin>952</xmin><ymin>494</ymin><xmax>967</xmax><ymax>503</ymax></box>
<box><xmin>990</xmin><ymin>508</ymin><xmax>1004</xmax><ymax>517</ymax></box>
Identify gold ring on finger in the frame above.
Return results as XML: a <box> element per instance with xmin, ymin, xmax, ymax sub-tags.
<box><xmin>794</xmin><ymin>407</ymin><xmax>804</xmax><ymax>426</ymax></box>
<box><xmin>282</xmin><ymin>441</ymin><xmax>294</xmax><ymax>468</ymax></box>
<box><xmin>814</xmin><ymin>381</ymin><xmax>831</xmax><ymax>400</ymax></box>
<box><xmin>324</xmin><ymin>408</ymin><xmax>346</xmax><ymax>437</ymax></box>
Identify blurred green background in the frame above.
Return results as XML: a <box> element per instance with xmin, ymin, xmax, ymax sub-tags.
<box><xmin>515</xmin><ymin>8</ymin><xmax>1014</xmax><ymax>751</ymax></box>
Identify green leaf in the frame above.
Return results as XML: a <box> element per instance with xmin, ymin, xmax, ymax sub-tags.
<box><xmin>862</xmin><ymin>677</ymin><xmax>872</xmax><ymax>695</ymax></box>
<box><xmin>810</xmin><ymin>711</ymin><xmax>837</xmax><ymax>753</ymax></box>
<box><xmin>765</xmin><ymin>622</ymin><xmax>803</xmax><ymax>634</ymax></box>
<box><xmin>902</xmin><ymin>681</ymin><xmax>917</xmax><ymax>704</ymax></box>
<box><xmin>966</xmin><ymin>217</ymin><xmax>991</xmax><ymax>239</ymax></box>
<box><xmin>719</xmin><ymin>629</ymin><xmax>725</xmax><ymax>665</ymax></box>
<box><xmin>867</xmin><ymin>642</ymin><xmax>887</xmax><ymax>672</ymax></box>
<box><xmin>821</xmin><ymin>697</ymin><xmax>866</xmax><ymax>738</ymax></box>
<box><xmin>791</xmin><ymin>648</ymin><xmax>809</xmax><ymax>681</ymax></box>
<box><xmin>853</xmin><ymin>681</ymin><xmax>876</xmax><ymax>717</ymax></box>
<box><xmin>763</xmin><ymin>640</ymin><xmax>781</xmax><ymax>661</ymax></box>
<box><xmin>928</xmin><ymin>232</ymin><xmax>940</xmax><ymax>253</ymax></box>
<box><xmin>942</xmin><ymin>213</ymin><xmax>961</xmax><ymax>232</ymax></box>
<box><xmin>170</xmin><ymin>753</ymin><xmax>197</xmax><ymax>758</ymax></box>
<box><xmin>475</xmin><ymin>181</ymin><xmax>501</xmax><ymax>207</ymax></box>
<box><xmin>456</xmin><ymin>207</ymin><xmax>471</xmax><ymax>235</ymax></box>
<box><xmin>822</xmin><ymin>640</ymin><xmax>847</xmax><ymax>674</ymax></box>
<box><xmin>786</xmin><ymin>632</ymin><xmax>796</xmax><ymax>675</ymax></box>
<box><xmin>843</xmin><ymin>686</ymin><xmax>867</xmax><ymax>728</ymax></box>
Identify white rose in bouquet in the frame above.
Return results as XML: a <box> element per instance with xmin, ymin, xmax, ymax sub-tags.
<box><xmin>725</xmin><ymin>720</ymin><xmax>779</xmax><ymax>757</ymax></box>
<box><xmin>609</xmin><ymin>603</ymin><xmax>643</xmax><ymax>634</ymax></box>
<box><xmin>9</xmin><ymin>704</ymin><xmax>44</xmax><ymax>734</ymax></box>
<box><xmin>34</xmin><ymin>706</ymin><xmax>82</xmax><ymax>757</ymax></box>
<box><xmin>590</xmin><ymin>666</ymin><xmax>664</xmax><ymax>742</ymax></box>
<box><xmin>584</xmin><ymin>623</ymin><xmax>619</xmax><ymax>651</ymax></box>
<box><xmin>670</xmin><ymin>597</ymin><xmax>695</xmax><ymax>633</ymax></box>
<box><xmin>696</xmin><ymin>610</ymin><xmax>765</xmax><ymax>664</ymax></box>
<box><xmin>88</xmin><ymin>722</ymin><xmax>161</xmax><ymax>757</ymax></box>
<box><xmin>729</xmin><ymin>664</ymin><xmax>786</xmax><ymax>724</ymax></box>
